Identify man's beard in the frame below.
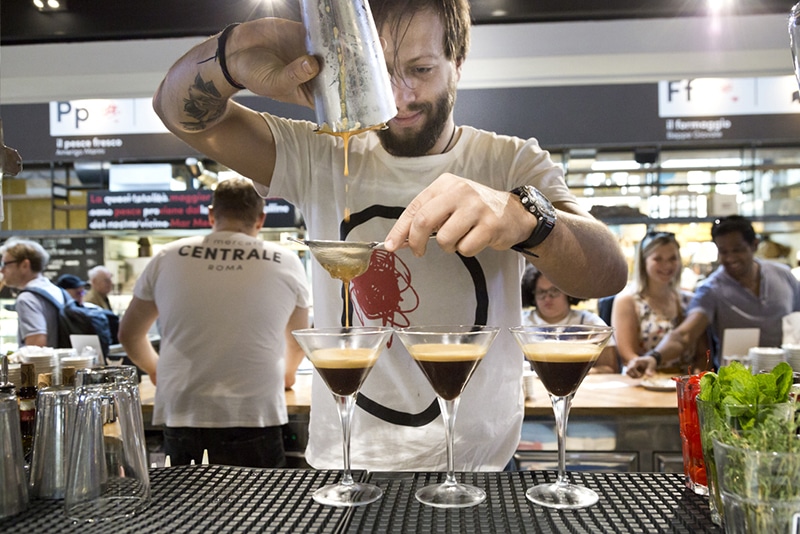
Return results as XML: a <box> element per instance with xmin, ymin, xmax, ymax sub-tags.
<box><xmin>378</xmin><ymin>88</ymin><xmax>454</xmax><ymax>157</ymax></box>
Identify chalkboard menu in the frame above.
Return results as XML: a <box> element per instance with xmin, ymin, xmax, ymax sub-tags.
<box><xmin>0</xmin><ymin>236</ymin><xmax>104</xmax><ymax>298</ymax></box>
<box><xmin>40</xmin><ymin>236</ymin><xmax>104</xmax><ymax>282</ymax></box>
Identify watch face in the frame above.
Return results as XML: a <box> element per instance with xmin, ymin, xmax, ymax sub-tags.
<box><xmin>527</xmin><ymin>186</ymin><xmax>556</xmax><ymax>219</ymax></box>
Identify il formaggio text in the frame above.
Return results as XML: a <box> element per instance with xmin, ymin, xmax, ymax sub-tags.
<box><xmin>664</xmin><ymin>117</ymin><xmax>732</xmax><ymax>140</ymax></box>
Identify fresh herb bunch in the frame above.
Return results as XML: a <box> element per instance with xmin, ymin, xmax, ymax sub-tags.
<box><xmin>697</xmin><ymin>361</ymin><xmax>794</xmax><ymax>433</ymax></box>
<box><xmin>697</xmin><ymin>361</ymin><xmax>799</xmax><ymax>530</ymax></box>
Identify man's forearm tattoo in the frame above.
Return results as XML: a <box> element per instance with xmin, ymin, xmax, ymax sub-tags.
<box><xmin>180</xmin><ymin>74</ymin><xmax>227</xmax><ymax>131</ymax></box>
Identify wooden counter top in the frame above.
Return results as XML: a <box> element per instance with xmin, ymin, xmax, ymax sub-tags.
<box><xmin>139</xmin><ymin>372</ymin><xmax>677</xmax><ymax>424</ymax></box>
<box><xmin>525</xmin><ymin>373</ymin><xmax>678</xmax><ymax>417</ymax></box>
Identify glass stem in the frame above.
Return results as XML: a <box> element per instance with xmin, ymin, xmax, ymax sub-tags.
<box><xmin>550</xmin><ymin>394</ymin><xmax>573</xmax><ymax>485</ymax></box>
<box><xmin>334</xmin><ymin>393</ymin><xmax>356</xmax><ymax>486</ymax></box>
<box><xmin>439</xmin><ymin>397</ymin><xmax>460</xmax><ymax>486</ymax></box>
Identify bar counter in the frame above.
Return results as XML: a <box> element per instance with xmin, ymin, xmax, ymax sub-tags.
<box><xmin>139</xmin><ymin>373</ymin><xmax>681</xmax><ymax>472</ymax></box>
<box><xmin>139</xmin><ymin>372</ymin><xmax>678</xmax><ymax>421</ymax></box>
<box><xmin>0</xmin><ymin>465</ymin><xmax>720</xmax><ymax>532</ymax></box>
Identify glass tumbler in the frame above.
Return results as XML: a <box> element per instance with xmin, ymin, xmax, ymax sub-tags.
<box><xmin>674</xmin><ymin>375</ymin><xmax>707</xmax><ymax>495</ymax></box>
<box><xmin>64</xmin><ymin>366</ymin><xmax>150</xmax><ymax>521</ymax></box>
<box><xmin>29</xmin><ymin>385</ymin><xmax>75</xmax><ymax>499</ymax></box>
<box><xmin>697</xmin><ymin>398</ymin><xmax>795</xmax><ymax>526</ymax></box>
<box><xmin>713</xmin><ymin>437</ymin><xmax>800</xmax><ymax>533</ymax></box>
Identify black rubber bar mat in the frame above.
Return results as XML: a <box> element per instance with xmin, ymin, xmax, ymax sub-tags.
<box><xmin>342</xmin><ymin>471</ymin><xmax>722</xmax><ymax>533</ymax></box>
<box><xmin>0</xmin><ymin>465</ymin><xmax>350</xmax><ymax>533</ymax></box>
<box><xmin>0</xmin><ymin>467</ymin><xmax>721</xmax><ymax>533</ymax></box>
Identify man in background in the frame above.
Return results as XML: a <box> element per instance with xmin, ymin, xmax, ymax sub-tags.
<box><xmin>627</xmin><ymin>215</ymin><xmax>800</xmax><ymax>376</ymax></box>
<box><xmin>118</xmin><ymin>178</ymin><xmax>311</xmax><ymax>468</ymax></box>
<box><xmin>56</xmin><ymin>273</ymin><xmax>88</xmax><ymax>305</ymax></box>
<box><xmin>0</xmin><ymin>239</ymin><xmax>64</xmax><ymax>348</ymax></box>
<box><xmin>85</xmin><ymin>265</ymin><xmax>114</xmax><ymax>310</ymax></box>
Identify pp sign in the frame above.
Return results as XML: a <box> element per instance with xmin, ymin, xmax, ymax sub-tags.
<box><xmin>49</xmin><ymin>99</ymin><xmax>169</xmax><ymax>136</ymax></box>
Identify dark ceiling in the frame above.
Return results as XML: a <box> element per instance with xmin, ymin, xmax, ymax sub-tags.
<box><xmin>1</xmin><ymin>0</ymin><xmax>798</xmax><ymax>46</ymax></box>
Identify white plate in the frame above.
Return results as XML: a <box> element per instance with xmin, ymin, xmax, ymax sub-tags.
<box><xmin>640</xmin><ymin>375</ymin><xmax>677</xmax><ymax>391</ymax></box>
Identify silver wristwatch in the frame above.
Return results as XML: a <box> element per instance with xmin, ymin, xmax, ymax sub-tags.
<box><xmin>510</xmin><ymin>185</ymin><xmax>556</xmax><ymax>257</ymax></box>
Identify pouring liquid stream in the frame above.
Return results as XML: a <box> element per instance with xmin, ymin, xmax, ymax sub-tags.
<box><xmin>316</xmin><ymin>123</ymin><xmax>386</xmax><ymax>223</ymax></box>
<box><xmin>319</xmin><ymin>262</ymin><xmax>369</xmax><ymax>328</ymax></box>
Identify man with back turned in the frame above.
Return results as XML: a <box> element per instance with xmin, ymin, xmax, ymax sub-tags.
<box><xmin>152</xmin><ymin>0</ymin><xmax>626</xmax><ymax>470</ymax></box>
<box><xmin>118</xmin><ymin>178</ymin><xmax>311</xmax><ymax>467</ymax></box>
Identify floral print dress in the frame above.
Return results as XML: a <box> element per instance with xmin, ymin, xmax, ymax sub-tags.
<box><xmin>635</xmin><ymin>290</ymin><xmax>694</xmax><ymax>368</ymax></box>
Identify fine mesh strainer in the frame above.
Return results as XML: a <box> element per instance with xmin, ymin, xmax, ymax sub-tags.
<box><xmin>288</xmin><ymin>237</ymin><xmax>383</xmax><ymax>281</ymax></box>
<box><xmin>289</xmin><ymin>234</ymin><xmax>437</xmax><ymax>281</ymax></box>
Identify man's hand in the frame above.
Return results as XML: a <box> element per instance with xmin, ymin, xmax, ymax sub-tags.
<box><xmin>226</xmin><ymin>19</ymin><xmax>318</xmax><ymax>108</ymax></box>
<box><xmin>383</xmin><ymin>174</ymin><xmax>532</xmax><ymax>257</ymax></box>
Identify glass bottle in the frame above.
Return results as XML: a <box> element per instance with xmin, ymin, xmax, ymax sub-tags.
<box><xmin>17</xmin><ymin>362</ymin><xmax>37</xmax><ymax>464</ymax></box>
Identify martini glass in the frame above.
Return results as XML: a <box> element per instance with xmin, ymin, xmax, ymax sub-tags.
<box><xmin>510</xmin><ymin>325</ymin><xmax>614</xmax><ymax>509</ymax></box>
<box><xmin>395</xmin><ymin>325</ymin><xmax>500</xmax><ymax>508</ymax></box>
<box><xmin>292</xmin><ymin>326</ymin><xmax>393</xmax><ymax>507</ymax></box>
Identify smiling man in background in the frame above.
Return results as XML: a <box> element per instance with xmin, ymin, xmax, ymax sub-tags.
<box><xmin>627</xmin><ymin>215</ymin><xmax>800</xmax><ymax>376</ymax></box>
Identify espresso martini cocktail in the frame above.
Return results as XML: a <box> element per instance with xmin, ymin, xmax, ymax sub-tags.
<box><xmin>510</xmin><ymin>325</ymin><xmax>614</xmax><ymax>510</ymax></box>
<box><xmin>520</xmin><ymin>343</ymin><xmax>601</xmax><ymax>398</ymax></box>
<box><xmin>396</xmin><ymin>325</ymin><xmax>500</xmax><ymax>508</ymax></box>
<box><xmin>292</xmin><ymin>326</ymin><xmax>393</xmax><ymax>507</ymax></box>
<box><xmin>407</xmin><ymin>343</ymin><xmax>486</xmax><ymax>401</ymax></box>
<box><xmin>311</xmin><ymin>347</ymin><xmax>380</xmax><ymax>397</ymax></box>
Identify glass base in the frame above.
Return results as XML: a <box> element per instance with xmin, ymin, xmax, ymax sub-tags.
<box><xmin>312</xmin><ymin>482</ymin><xmax>382</xmax><ymax>507</ymax></box>
<box><xmin>415</xmin><ymin>482</ymin><xmax>486</xmax><ymax>508</ymax></box>
<box><xmin>526</xmin><ymin>482</ymin><xmax>598</xmax><ymax>509</ymax></box>
<box><xmin>684</xmin><ymin>478</ymin><xmax>709</xmax><ymax>496</ymax></box>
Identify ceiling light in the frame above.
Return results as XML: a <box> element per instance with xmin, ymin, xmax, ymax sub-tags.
<box><xmin>707</xmin><ymin>0</ymin><xmax>726</xmax><ymax>15</ymax></box>
<box><xmin>33</xmin><ymin>0</ymin><xmax>67</xmax><ymax>12</ymax></box>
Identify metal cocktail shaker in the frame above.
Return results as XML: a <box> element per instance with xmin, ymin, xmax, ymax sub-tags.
<box><xmin>300</xmin><ymin>0</ymin><xmax>397</xmax><ymax>133</ymax></box>
<box><xmin>790</xmin><ymin>3</ymin><xmax>800</xmax><ymax>90</ymax></box>
<box><xmin>0</xmin><ymin>356</ymin><xmax>28</xmax><ymax>518</ymax></box>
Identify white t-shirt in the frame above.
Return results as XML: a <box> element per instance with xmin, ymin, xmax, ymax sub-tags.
<box><xmin>265</xmin><ymin>115</ymin><xmax>574</xmax><ymax>471</ymax></box>
<box><xmin>133</xmin><ymin>231</ymin><xmax>311</xmax><ymax>428</ymax></box>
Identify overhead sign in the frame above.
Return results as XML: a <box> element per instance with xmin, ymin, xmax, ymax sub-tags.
<box><xmin>49</xmin><ymin>98</ymin><xmax>169</xmax><ymax>136</ymax></box>
<box><xmin>86</xmin><ymin>190</ymin><xmax>298</xmax><ymax>231</ymax></box>
<box><xmin>658</xmin><ymin>76</ymin><xmax>800</xmax><ymax>117</ymax></box>
<box><xmin>4</xmin><ymin>79</ymin><xmax>800</xmax><ymax>163</ymax></box>
<box><xmin>87</xmin><ymin>190</ymin><xmax>213</xmax><ymax>231</ymax></box>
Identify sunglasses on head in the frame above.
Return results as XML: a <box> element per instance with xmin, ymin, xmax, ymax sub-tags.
<box><xmin>641</xmin><ymin>231</ymin><xmax>676</xmax><ymax>249</ymax></box>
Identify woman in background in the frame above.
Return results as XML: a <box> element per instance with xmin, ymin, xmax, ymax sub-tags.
<box><xmin>612</xmin><ymin>231</ymin><xmax>707</xmax><ymax>376</ymax></box>
<box><xmin>522</xmin><ymin>266</ymin><xmax>619</xmax><ymax>374</ymax></box>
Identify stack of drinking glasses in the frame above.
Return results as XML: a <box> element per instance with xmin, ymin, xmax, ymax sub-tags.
<box><xmin>2</xmin><ymin>364</ymin><xmax>151</xmax><ymax>523</ymax></box>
